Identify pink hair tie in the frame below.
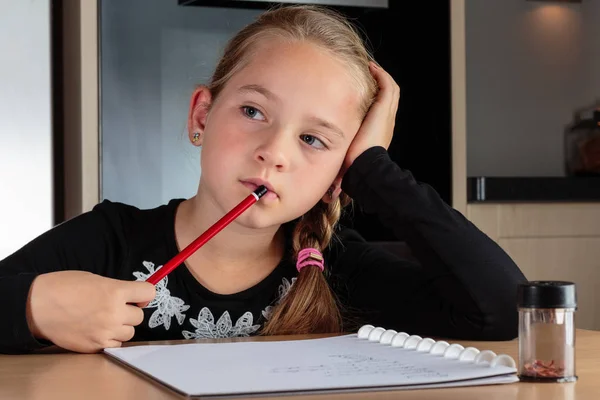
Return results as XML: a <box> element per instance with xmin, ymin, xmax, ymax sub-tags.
<box><xmin>296</xmin><ymin>248</ymin><xmax>324</xmax><ymax>272</ymax></box>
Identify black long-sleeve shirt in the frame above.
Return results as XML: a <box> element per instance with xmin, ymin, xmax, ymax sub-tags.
<box><xmin>0</xmin><ymin>147</ymin><xmax>527</xmax><ymax>354</ymax></box>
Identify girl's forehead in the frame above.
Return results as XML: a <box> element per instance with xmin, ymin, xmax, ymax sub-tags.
<box><xmin>226</xmin><ymin>40</ymin><xmax>362</xmax><ymax>111</ymax></box>
<box><xmin>246</xmin><ymin>39</ymin><xmax>345</xmax><ymax>74</ymax></box>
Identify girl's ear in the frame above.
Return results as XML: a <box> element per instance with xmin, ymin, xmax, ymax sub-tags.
<box><xmin>187</xmin><ymin>86</ymin><xmax>213</xmax><ymax>146</ymax></box>
<box><xmin>322</xmin><ymin>175</ymin><xmax>343</xmax><ymax>204</ymax></box>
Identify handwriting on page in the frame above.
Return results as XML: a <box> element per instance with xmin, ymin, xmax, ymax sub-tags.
<box><xmin>269</xmin><ymin>353</ymin><xmax>448</xmax><ymax>379</ymax></box>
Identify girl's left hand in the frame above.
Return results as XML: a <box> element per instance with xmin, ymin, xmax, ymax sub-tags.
<box><xmin>343</xmin><ymin>62</ymin><xmax>400</xmax><ymax>172</ymax></box>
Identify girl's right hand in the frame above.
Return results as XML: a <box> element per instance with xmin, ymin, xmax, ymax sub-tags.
<box><xmin>342</xmin><ymin>62</ymin><xmax>400</xmax><ymax>173</ymax></box>
<box><xmin>26</xmin><ymin>270</ymin><xmax>156</xmax><ymax>353</ymax></box>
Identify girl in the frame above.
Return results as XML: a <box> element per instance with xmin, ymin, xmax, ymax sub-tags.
<box><xmin>0</xmin><ymin>5</ymin><xmax>526</xmax><ymax>354</ymax></box>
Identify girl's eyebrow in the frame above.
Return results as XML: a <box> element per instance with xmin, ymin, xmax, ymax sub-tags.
<box><xmin>307</xmin><ymin>116</ymin><xmax>345</xmax><ymax>139</ymax></box>
<box><xmin>237</xmin><ymin>84</ymin><xmax>345</xmax><ymax>139</ymax></box>
<box><xmin>237</xmin><ymin>84</ymin><xmax>280</xmax><ymax>103</ymax></box>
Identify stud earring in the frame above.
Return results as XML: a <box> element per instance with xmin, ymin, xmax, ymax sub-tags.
<box><xmin>192</xmin><ymin>132</ymin><xmax>200</xmax><ymax>143</ymax></box>
<box><xmin>327</xmin><ymin>187</ymin><xmax>334</xmax><ymax>199</ymax></box>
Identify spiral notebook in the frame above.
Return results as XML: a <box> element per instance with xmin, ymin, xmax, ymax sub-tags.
<box><xmin>104</xmin><ymin>325</ymin><xmax>519</xmax><ymax>398</ymax></box>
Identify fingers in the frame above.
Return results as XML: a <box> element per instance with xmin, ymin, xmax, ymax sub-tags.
<box><xmin>121</xmin><ymin>281</ymin><xmax>156</xmax><ymax>303</ymax></box>
<box><xmin>113</xmin><ymin>325</ymin><xmax>136</xmax><ymax>343</ymax></box>
<box><xmin>123</xmin><ymin>304</ymin><xmax>145</xmax><ymax>326</ymax></box>
<box><xmin>369</xmin><ymin>62</ymin><xmax>401</xmax><ymax>107</ymax></box>
<box><xmin>102</xmin><ymin>339</ymin><xmax>123</xmax><ymax>349</ymax></box>
<box><xmin>92</xmin><ymin>323</ymin><xmax>136</xmax><ymax>351</ymax></box>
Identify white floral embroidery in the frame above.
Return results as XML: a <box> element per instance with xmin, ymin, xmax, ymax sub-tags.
<box><xmin>182</xmin><ymin>307</ymin><xmax>261</xmax><ymax>339</ymax></box>
<box><xmin>261</xmin><ymin>277</ymin><xmax>297</xmax><ymax>320</ymax></box>
<box><xmin>133</xmin><ymin>261</ymin><xmax>190</xmax><ymax>330</ymax></box>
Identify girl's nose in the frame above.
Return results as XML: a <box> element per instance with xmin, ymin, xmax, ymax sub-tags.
<box><xmin>253</xmin><ymin>132</ymin><xmax>291</xmax><ymax>171</ymax></box>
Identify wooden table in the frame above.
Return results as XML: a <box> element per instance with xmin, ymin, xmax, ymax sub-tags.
<box><xmin>1</xmin><ymin>329</ymin><xmax>599</xmax><ymax>399</ymax></box>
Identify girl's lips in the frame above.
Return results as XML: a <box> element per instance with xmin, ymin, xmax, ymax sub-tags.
<box><xmin>241</xmin><ymin>181</ymin><xmax>279</xmax><ymax>200</ymax></box>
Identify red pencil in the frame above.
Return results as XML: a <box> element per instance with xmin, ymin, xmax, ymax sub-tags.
<box><xmin>145</xmin><ymin>185</ymin><xmax>268</xmax><ymax>285</ymax></box>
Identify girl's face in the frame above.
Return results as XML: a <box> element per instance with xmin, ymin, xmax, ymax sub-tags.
<box><xmin>192</xmin><ymin>39</ymin><xmax>363</xmax><ymax>229</ymax></box>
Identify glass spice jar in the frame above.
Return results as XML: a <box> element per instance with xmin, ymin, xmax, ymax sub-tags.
<box><xmin>517</xmin><ymin>281</ymin><xmax>577</xmax><ymax>382</ymax></box>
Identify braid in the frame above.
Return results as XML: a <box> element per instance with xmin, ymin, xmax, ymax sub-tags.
<box><xmin>261</xmin><ymin>193</ymin><xmax>351</xmax><ymax>335</ymax></box>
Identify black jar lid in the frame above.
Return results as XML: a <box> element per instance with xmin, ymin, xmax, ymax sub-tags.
<box><xmin>517</xmin><ymin>281</ymin><xmax>577</xmax><ymax>308</ymax></box>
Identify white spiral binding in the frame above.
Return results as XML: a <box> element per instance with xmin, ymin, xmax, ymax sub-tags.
<box><xmin>356</xmin><ymin>324</ymin><xmax>516</xmax><ymax>369</ymax></box>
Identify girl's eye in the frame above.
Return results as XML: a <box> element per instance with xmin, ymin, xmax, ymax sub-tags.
<box><xmin>241</xmin><ymin>106</ymin><xmax>265</xmax><ymax>121</ymax></box>
<box><xmin>300</xmin><ymin>134</ymin><xmax>326</xmax><ymax>150</ymax></box>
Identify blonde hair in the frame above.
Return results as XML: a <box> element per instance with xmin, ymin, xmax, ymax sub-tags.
<box><xmin>208</xmin><ymin>5</ymin><xmax>377</xmax><ymax>335</ymax></box>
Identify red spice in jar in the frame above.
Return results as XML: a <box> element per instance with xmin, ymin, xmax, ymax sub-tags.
<box><xmin>522</xmin><ymin>359</ymin><xmax>565</xmax><ymax>378</ymax></box>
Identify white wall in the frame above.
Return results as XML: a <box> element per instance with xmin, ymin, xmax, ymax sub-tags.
<box><xmin>466</xmin><ymin>0</ymin><xmax>598</xmax><ymax>177</ymax></box>
<box><xmin>0</xmin><ymin>0</ymin><xmax>53</xmax><ymax>259</ymax></box>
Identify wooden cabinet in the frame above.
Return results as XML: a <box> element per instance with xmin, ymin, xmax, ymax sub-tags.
<box><xmin>467</xmin><ymin>203</ymin><xmax>600</xmax><ymax>330</ymax></box>
<box><xmin>62</xmin><ymin>0</ymin><xmax>99</xmax><ymax>220</ymax></box>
